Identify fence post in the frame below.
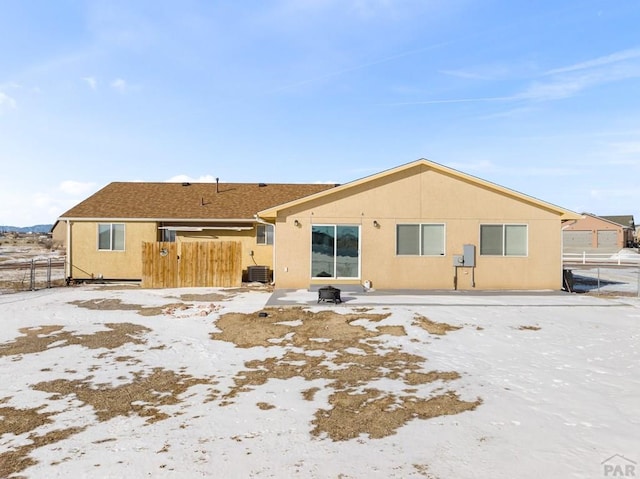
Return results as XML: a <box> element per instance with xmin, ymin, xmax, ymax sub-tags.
<box><xmin>30</xmin><ymin>259</ymin><xmax>35</xmax><ymax>291</ymax></box>
<box><xmin>582</xmin><ymin>251</ymin><xmax>586</xmax><ymax>264</ymax></box>
<box><xmin>47</xmin><ymin>258</ymin><xmax>52</xmax><ymax>288</ymax></box>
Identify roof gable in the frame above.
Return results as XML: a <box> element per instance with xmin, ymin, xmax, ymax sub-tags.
<box><xmin>258</xmin><ymin>158</ymin><xmax>581</xmax><ymax>220</ymax></box>
<box><xmin>59</xmin><ymin>182</ymin><xmax>336</xmax><ymax>221</ymax></box>
<box><xmin>599</xmin><ymin>215</ymin><xmax>635</xmax><ymax>228</ymax></box>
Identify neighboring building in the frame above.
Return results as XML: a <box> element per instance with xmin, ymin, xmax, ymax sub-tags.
<box><xmin>600</xmin><ymin>215</ymin><xmax>636</xmax><ymax>246</ymax></box>
<box><xmin>563</xmin><ymin>213</ymin><xmax>636</xmax><ymax>252</ymax></box>
<box><xmin>50</xmin><ymin>221</ymin><xmax>66</xmax><ymax>249</ymax></box>
<box><xmin>59</xmin><ymin>159</ymin><xmax>580</xmax><ymax>291</ymax></box>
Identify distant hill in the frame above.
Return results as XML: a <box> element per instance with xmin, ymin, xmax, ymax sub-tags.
<box><xmin>0</xmin><ymin>224</ymin><xmax>54</xmax><ymax>234</ymax></box>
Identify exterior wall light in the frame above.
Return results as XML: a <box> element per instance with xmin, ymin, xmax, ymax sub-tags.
<box><xmin>294</xmin><ymin>220</ymin><xmax>300</xmax><ymax>227</ymax></box>
<box><xmin>373</xmin><ymin>220</ymin><xmax>380</xmax><ymax>228</ymax></box>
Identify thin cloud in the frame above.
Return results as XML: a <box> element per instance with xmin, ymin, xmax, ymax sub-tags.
<box><xmin>383</xmin><ymin>96</ymin><xmax>513</xmax><ymax>106</ymax></box>
<box><xmin>0</xmin><ymin>92</ymin><xmax>17</xmax><ymax>111</ymax></box>
<box><xmin>439</xmin><ymin>64</ymin><xmax>513</xmax><ymax>81</ymax></box>
<box><xmin>111</xmin><ymin>78</ymin><xmax>128</xmax><ymax>92</ymax></box>
<box><xmin>270</xmin><ymin>40</ymin><xmax>452</xmax><ymax>93</ymax></box>
<box><xmin>166</xmin><ymin>174</ymin><xmax>218</xmax><ymax>183</ymax></box>
<box><xmin>82</xmin><ymin>76</ymin><xmax>98</xmax><ymax>90</ymax></box>
<box><xmin>544</xmin><ymin>47</ymin><xmax>640</xmax><ymax>75</ymax></box>
<box><xmin>59</xmin><ymin>180</ymin><xmax>99</xmax><ymax>196</ymax></box>
<box><xmin>519</xmin><ymin>63</ymin><xmax>640</xmax><ymax>102</ymax></box>
<box><xmin>590</xmin><ymin>188</ymin><xmax>640</xmax><ymax>200</ymax></box>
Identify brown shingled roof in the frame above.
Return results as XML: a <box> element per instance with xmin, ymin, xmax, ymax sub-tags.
<box><xmin>59</xmin><ymin>182</ymin><xmax>336</xmax><ymax>220</ymax></box>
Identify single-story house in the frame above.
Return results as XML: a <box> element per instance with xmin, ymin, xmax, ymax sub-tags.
<box><xmin>562</xmin><ymin>213</ymin><xmax>636</xmax><ymax>252</ymax></box>
<box><xmin>58</xmin><ymin>159</ymin><xmax>581</xmax><ymax>291</ymax></box>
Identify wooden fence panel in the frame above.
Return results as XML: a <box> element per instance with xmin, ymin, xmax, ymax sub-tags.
<box><xmin>142</xmin><ymin>240</ymin><xmax>242</xmax><ymax>288</ymax></box>
<box><xmin>141</xmin><ymin>242</ymin><xmax>178</xmax><ymax>288</ymax></box>
<box><xmin>179</xmin><ymin>241</ymin><xmax>242</xmax><ymax>288</ymax></box>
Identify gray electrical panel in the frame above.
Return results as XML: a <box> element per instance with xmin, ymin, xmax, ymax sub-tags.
<box><xmin>463</xmin><ymin>244</ymin><xmax>476</xmax><ymax>267</ymax></box>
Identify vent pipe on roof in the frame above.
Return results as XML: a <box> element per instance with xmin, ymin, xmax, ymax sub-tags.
<box><xmin>216</xmin><ymin>177</ymin><xmax>219</xmax><ymax>193</ymax></box>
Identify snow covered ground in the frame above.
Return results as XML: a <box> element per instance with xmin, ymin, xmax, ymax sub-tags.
<box><xmin>0</xmin><ymin>284</ymin><xmax>638</xmax><ymax>478</ymax></box>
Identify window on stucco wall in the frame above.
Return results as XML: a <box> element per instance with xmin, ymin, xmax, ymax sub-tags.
<box><xmin>396</xmin><ymin>224</ymin><xmax>445</xmax><ymax>256</ymax></box>
<box><xmin>98</xmin><ymin>223</ymin><xmax>125</xmax><ymax>251</ymax></box>
<box><xmin>311</xmin><ymin>225</ymin><xmax>360</xmax><ymax>279</ymax></box>
<box><xmin>256</xmin><ymin>224</ymin><xmax>274</xmax><ymax>245</ymax></box>
<box><xmin>480</xmin><ymin>224</ymin><xmax>527</xmax><ymax>256</ymax></box>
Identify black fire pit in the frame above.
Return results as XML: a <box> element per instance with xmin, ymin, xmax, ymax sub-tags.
<box><xmin>317</xmin><ymin>286</ymin><xmax>342</xmax><ymax>303</ymax></box>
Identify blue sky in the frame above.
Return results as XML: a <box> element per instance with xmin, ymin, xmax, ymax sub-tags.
<box><xmin>1</xmin><ymin>0</ymin><xmax>640</xmax><ymax>226</ymax></box>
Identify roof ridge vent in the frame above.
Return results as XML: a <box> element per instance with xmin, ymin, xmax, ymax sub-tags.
<box><xmin>258</xmin><ymin>182</ymin><xmax>267</xmax><ymax>187</ymax></box>
<box><xmin>182</xmin><ymin>182</ymin><xmax>191</xmax><ymax>186</ymax></box>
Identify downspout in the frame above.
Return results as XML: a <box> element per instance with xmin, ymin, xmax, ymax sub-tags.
<box><xmin>254</xmin><ymin>214</ymin><xmax>276</xmax><ymax>285</ymax></box>
<box><xmin>65</xmin><ymin>220</ymin><xmax>71</xmax><ymax>281</ymax></box>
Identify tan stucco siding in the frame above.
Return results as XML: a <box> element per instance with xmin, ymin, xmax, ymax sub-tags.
<box><xmin>69</xmin><ymin>221</ymin><xmax>157</xmax><ymax>280</ymax></box>
<box><xmin>273</xmin><ymin>166</ymin><xmax>564</xmax><ymax>290</ymax></box>
<box><xmin>178</xmin><ymin>228</ymin><xmax>273</xmax><ymax>273</ymax></box>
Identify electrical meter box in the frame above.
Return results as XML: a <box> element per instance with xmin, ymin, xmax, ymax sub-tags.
<box><xmin>463</xmin><ymin>244</ymin><xmax>476</xmax><ymax>267</ymax></box>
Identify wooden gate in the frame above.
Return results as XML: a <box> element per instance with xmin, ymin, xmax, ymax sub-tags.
<box><xmin>141</xmin><ymin>241</ymin><xmax>242</xmax><ymax>288</ymax></box>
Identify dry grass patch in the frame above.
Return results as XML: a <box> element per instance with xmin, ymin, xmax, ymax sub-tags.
<box><xmin>33</xmin><ymin>368</ymin><xmax>213</xmax><ymax>423</ymax></box>
<box><xmin>0</xmin><ymin>320</ymin><xmax>214</xmax><ymax>477</ymax></box>
<box><xmin>178</xmin><ymin>292</ymin><xmax>228</xmax><ymax>302</ymax></box>
<box><xmin>413</xmin><ymin>314</ymin><xmax>461</xmax><ymax>335</ymax></box>
<box><xmin>212</xmin><ymin>307</ymin><xmax>391</xmax><ymax>351</ymax></box>
<box><xmin>213</xmin><ymin>308</ymin><xmax>479</xmax><ymax>440</ymax></box>
<box><xmin>518</xmin><ymin>325</ymin><xmax>541</xmax><ymax>331</ymax></box>
<box><xmin>69</xmin><ymin>298</ymin><xmax>189</xmax><ymax>316</ymax></box>
<box><xmin>312</xmin><ymin>389</ymin><xmax>481</xmax><ymax>441</ymax></box>
<box><xmin>0</xmin><ymin>323</ymin><xmax>150</xmax><ymax>357</ymax></box>
<box><xmin>0</xmin><ymin>426</ymin><xmax>85</xmax><ymax>478</ymax></box>
<box><xmin>0</xmin><ymin>401</ymin><xmax>54</xmax><ymax>436</ymax></box>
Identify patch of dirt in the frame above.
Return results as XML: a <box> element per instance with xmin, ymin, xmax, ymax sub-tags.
<box><xmin>211</xmin><ymin>307</ymin><xmax>391</xmax><ymax>351</ymax></box>
<box><xmin>312</xmin><ymin>389</ymin><xmax>481</xmax><ymax>441</ymax></box>
<box><xmin>0</xmin><ymin>323</ymin><xmax>150</xmax><ymax>357</ymax></box>
<box><xmin>69</xmin><ymin>298</ymin><xmax>221</xmax><ymax>318</ymax></box>
<box><xmin>0</xmin><ymin>401</ymin><xmax>54</xmax><ymax>436</ymax></box>
<box><xmin>0</xmin><ymin>426</ymin><xmax>85</xmax><ymax>479</ymax></box>
<box><xmin>0</xmin><ymin>317</ymin><xmax>218</xmax><ymax>477</ymax></box>
<box><xmin>518</xmin><ymin>325</ymin><xmax>541</xmax><ymax>331</ymax></box>
<box><xmin>412</xmin><ymin>314</ymin><xmax>461</xmax><ymax>335</ymax></box>
<box><xmin>302</xmin><ymin>387</ymin><xmax>320</xmax><ymax>401</ymax></box>
<box><xmin>69</xmin><ymin>298</ymin><xmax>190</xmax><ymax>316</ymax></box>
<box><xmin>178</xmin><ymin>292</ymin><xmax>228</xmax><ymax>302</ymax></box>
<box><xmin>33</xmin><ymin>368</ymin><xmax>213</xmax><ymax>423</ymax></box>
<box><xmin>213</xmin><ymin>308</ymin><xmax>479</xmax><ymax>440</ymax></box>
<box><xmin>0</xmin><ymin>301</ymin><xmax>479</xmax><ymax>475</ymax></box>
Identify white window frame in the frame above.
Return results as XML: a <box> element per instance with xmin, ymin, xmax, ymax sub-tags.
<box><xmin>98</xmin><ymin>223</ymin><xmax>125</xmax><ymax>251</ymax></box>
<box><xmin>479</xmin><ymin>224</ymin><xmax>528</xmax><ymax>256</ymax></box>
<box><xmin>256</xmin><ymin>224</ymin><xmax>274</xmax><ymax>245</ymax></box>
<box><xmin>396</xmin><ymin>223</ymin><xmax>446</xmax><ymax>256</ymax></box>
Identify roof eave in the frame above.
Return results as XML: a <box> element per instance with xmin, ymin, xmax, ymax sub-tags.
<box><xmin>58</xmin><ymin>217</ymin><xmax>258</xmax><ymax>223</ymax></box>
